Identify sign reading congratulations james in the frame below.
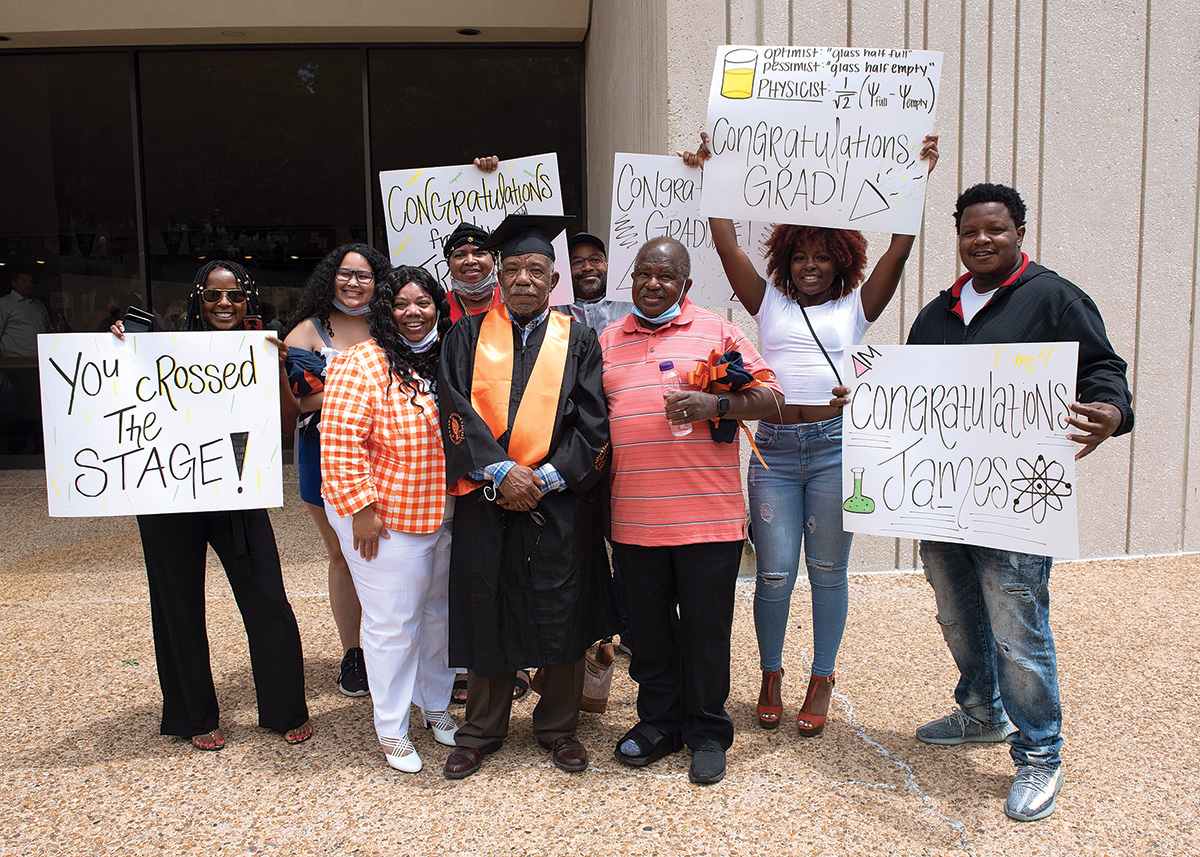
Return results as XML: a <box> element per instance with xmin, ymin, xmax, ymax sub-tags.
<box><xmin>840</xmin><ymin>342</ymin><xmax>1080</xmax><ymax>558</ymax></box>
<box><xmin>701</xmin><ymin>46</ymin><xmax>942</xmax><ymax>234</ymax></box>
<box><xmin>378</xmin><ymin>153</ymin><xmax>571</xmax><ymax>305</ymax></box>
<box><xmin>37</xmin><ymin>332</ymin><xmax>284</xmax><ymax>517</ymax></box>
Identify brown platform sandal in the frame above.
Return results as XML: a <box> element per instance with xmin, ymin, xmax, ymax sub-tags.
<box><xmin>796</xmin><ymin>672</ymin><xmax>836</xmax><ymax>737</ymax></box>
<box><xmin>756</xmin><ymin>668</ymin><xmax>784</xmax><ymax>729</ymax></box>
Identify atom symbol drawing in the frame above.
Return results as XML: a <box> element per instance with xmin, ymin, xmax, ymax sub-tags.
<box><xmin>1011</xmin><ymin>455</ymin><xmax>1072</xmax><ymax>523</ymax></box>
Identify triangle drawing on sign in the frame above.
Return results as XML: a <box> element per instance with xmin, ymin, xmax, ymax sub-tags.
<box><xmin>849</xmin><ymin>180</ymin><xmax>890</xmax><ymax>221</ymax></box>
<box><xmin>853</xmin><ymin>356</ymin><xmax>871</xmax><ymax>377</ymax></box>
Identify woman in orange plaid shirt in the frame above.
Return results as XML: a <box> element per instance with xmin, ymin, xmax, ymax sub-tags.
<box><xmin>320</xmin><ymin>265</ymin><xmax>458</xmax><ymax>773</ymax></box>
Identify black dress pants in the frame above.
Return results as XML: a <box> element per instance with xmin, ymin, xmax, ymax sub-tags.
<box><xmin>611</xmin><ymin>540</ymin><xmax>741</xmax><ymax>751</ymax></box>
<box><xmin>137</xmin><ymin>509</ymin><xmax>308</xmax><ymax>738</ymax></box>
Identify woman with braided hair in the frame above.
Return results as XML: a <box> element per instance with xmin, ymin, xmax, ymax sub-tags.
<box><xmin>111</xmin><ymin>259</ymin><xmax>312</xmax><ymax>751</ymax></box>
<box><xmin>320</xmin><ymin>265</ymin><xmax>459</xmax><ymax>773</ymax></box>
<box><xmin>284</xmin><ymin>243</ymin><xmax>390</xmax><ymax>698</ymax></box>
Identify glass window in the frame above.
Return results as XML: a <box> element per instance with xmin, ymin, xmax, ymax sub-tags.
<box><xmin>367</xmin><ymin>47</ymin><xmax>585</xmax><ymax>251</ymax></box>
<box><xmin>0</xmin><ymin>52</ymin><xmax>138</xmax><ymax>457</ymax></box>
<box><xmin>138</xmin><ymin>49</ymin><xmax>366</xmax><ymax>329</ymax></box>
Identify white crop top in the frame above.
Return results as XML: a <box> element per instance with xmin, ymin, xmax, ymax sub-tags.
<box><xmin>752</xmin><ymin>284</ymin><xmax>871</xmax><ymax>406</ymax></box>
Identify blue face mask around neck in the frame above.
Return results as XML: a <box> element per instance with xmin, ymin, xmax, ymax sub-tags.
<box><xmin>631</xmin><ymin>298</ymin><xmax>683</xmax><ymax>325</ymax></box>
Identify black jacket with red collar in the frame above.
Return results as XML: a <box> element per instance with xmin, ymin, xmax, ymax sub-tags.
<box><xmin>906</xmin><ymin>254</ymin><xmax>1134</xmax><ymax>436</ymax></box>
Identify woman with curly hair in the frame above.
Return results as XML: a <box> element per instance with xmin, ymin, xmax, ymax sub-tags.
<box><xmin>682</xmin><ymin>132</ymin><xmax>938</xmax><ymax>737</ymax></box>
<box><xmin>320</xmin><ymin>265</ymin><xmax>458</xmax><ymax>772</ymax></box>
<box><xmin>284</xmin><ymin>243</ymin><xmax>390</xmax><ymax>698</ymax></box>
<box><xmin>111</xmin><ymin>260</ymin><xmax>312</xmax><ymax>751</ymax></box>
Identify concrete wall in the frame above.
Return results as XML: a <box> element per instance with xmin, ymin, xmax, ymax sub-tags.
<box><xmin>587</xmin><ymin>0</ymin><xmax>1200</xmax><ymax>569</ymax></box>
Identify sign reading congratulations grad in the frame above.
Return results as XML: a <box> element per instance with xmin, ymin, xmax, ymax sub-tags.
<box><xmin>840</xmin><ymin>342</ymin><xmax>1080</xmax><ymax>558</ymax></box>
<box><xmin>379</xmin><ymin>153</ymin><xmax>571</xmax><ymax>305</ymax></box>
<box><xmin>701</xmin><ymin>46</ymin><xmax>942</xmax><ymax>234</ymax></box>
<box><xmin>608</xmin><ymin>152</ymin><xmax>775</xmax><ymax>308</ymax></box>
<box><xmin>38</xmin><ymin>332</ymin><xmax>284</xmax><ymax>517</ymax></box>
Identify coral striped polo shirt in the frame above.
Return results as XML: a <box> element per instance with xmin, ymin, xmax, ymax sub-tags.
<box><xmin>599</xmin><ymin>300</ymin><xmax>778</xmax><ymax>547</ymax></box>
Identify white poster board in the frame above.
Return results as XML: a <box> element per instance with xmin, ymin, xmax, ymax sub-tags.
<box><xmin>840</xmin><ymin>342</ymin><xmax>1080</xmax><ymax>558</ymax></box>
<box><xmin>378</xmin><ymin>153</ymin><xmax>572</xmax><ymax>305</ymax></box>
<box><xmin>38</xmin><ymin>332</ymin><xmax>284</xmax><ymax>517</ymax></box>
<box><xmin>701</xmin><ymin>46</ymin><xmax>942</xmax><ymax>234</ymax></box>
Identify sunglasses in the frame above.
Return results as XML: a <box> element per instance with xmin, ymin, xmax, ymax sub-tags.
<box><xmin>201</xmin><ymin>289</ymin><xmax>248</xmax><ymax>303</ymax></box>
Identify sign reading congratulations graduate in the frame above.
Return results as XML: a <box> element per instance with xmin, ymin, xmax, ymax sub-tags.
<box><xmin>607</xmin><ymin>152</ymin><xmax>778</xmax><ymax>308</ymax></box>
<box><xmin>840</xmin><ymin>342</ymin><xmax>1080</xmax><ymax>558</ymax></box>
<box><xmin>701</xmin><ymin>46</ymin><xmax>942</xmax><ymax>234</ymax></box>
<box><xmin>38</xmin><ymin>332</ymin><xmax>284</xmax><ymax>517</ymax></box>
<box><xmin>378</xmin><ymin>153</ymin><xmax>571</xmax><ymax>304</ymax></box>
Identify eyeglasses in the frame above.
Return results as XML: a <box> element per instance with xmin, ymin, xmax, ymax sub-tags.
<box><xmin>335</xmin><ymin>268</ymin><xmax>375</xmax><ymax>285</ymax></box>
<box><xmin>200</xmin><ymin>289</ymin><xmax>248</xmax><ymax>303</ymax></box>
<box><xmin>569</xmin><ymin>254</ymin><xmax>606</xmax><ymax>269</ymax></box>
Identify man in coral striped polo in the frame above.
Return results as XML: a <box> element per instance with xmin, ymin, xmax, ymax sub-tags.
<box><xmin>600</xmin><ymin>237</ymin><xmax>781</xmax><ymax>785</ymax></box>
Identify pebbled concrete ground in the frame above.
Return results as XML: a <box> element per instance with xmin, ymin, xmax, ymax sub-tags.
<box><xmin>1</xmin><ymin>468</ymin><xmax>1197</xmax><ymax>857</ymax></box>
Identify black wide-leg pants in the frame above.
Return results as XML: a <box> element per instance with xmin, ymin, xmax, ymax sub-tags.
<box><xmin>137</xmin><ymin>510</ymin><xmax>308</xmax><ymax>738</ymax></box>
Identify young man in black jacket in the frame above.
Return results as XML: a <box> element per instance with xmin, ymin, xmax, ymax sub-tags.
<box><xmin>902</xmin><ymin>183</ymin><xmax>1132</xmax><ymax>822</ymax></box>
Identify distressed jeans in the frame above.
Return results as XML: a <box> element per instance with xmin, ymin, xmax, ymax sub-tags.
<box><xmin>919</xmin><ymin>540</ymin><xmax>1062</xmax><ymax>768</ymax></box>
<box><xmin>750</xmin><ymin>416</ymin><xmax>853</xmax><ymax>677</ymax></box>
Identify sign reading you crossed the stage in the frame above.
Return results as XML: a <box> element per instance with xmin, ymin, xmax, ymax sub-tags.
<box><xmin>701</xmin><ymin>46</ymin><xmax>942</xmax><ymax>235</ymax></box>
<box><xmin>37</xmin><ymin>332</ymin><xmax>284</xmax><ymax>517</ymax></box>
<box><xmin>839</xmin><ymin>342</ymin><xmax>1081</xmax><ymax>558</ymax></box>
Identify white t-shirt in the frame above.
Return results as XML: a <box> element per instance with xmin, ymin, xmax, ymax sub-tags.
<box><xmin>957</xmin><ymin>278</ymin><xmax>995</xmax><ymax>324</ymax></box>
<box><xmin>752</xmin><ymin>284</ymin><xmax>870</xmax><ymax>406</ymax></box>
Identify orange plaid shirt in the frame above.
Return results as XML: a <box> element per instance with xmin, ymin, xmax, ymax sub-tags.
<box><xmin>320</xmin><ymin>340</ymin><xmax>447</xmax><ymax>534</ymax></box>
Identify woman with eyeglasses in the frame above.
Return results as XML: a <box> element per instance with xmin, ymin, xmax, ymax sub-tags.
<box><xmin>284</xmin><ymin>243</ymin><xmax>391</xmax><ymax>698</ymax></box>
<box><xmin>110</xmin><ymin>260</ymin><xmax>312</xmax><ymax>751</ymax></box>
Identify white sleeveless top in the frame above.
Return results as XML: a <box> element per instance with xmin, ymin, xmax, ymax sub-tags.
<box><xmin>752</xmin><ymin>284</ymin><xmax>870</xmax><ymax>406</ymax></box>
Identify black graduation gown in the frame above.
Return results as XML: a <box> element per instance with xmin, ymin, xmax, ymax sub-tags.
<box><xmin>436</xmin><ymin>310</ymin><xmax>617</xmax><ymax>676</ymax></box>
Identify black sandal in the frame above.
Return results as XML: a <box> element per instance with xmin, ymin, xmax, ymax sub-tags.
<box><xmin>613</xmin><ymin>723</ymin><xmax>684</xmax><ymax>767</ymax></box>
<box><xmin>451</xmin><ymin>675</ymin><xmax>468</xmax><ymax>705</ymax></box>
<box><xmin>512</xmin><ymin>669</ymin><xmax>531</xmax><ymax>701</ymax></box>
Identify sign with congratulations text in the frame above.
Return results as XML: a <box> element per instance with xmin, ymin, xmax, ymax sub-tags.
<box><xmin>38</xmin><ymin>332</ymin><xmax>284</xmax><ymax>517</ymax></box>
<box><xmin>701</xmin><ymin>46</ymin><xmax>941</xmax><ymax>234</ymax></box>
<box><xmin>840</xmin><ymin>342</ymin><xmax>1080</xmax><ymax>558</ymax></box>
<box><xmin>607</xmin><ymin>153</ymin><xmax>777</xmax><ymax>308</ymax></box>
<box><xmin>379</xmin><ymin>153</ymin><xmax>572</xmax><ymax>305</ymax></box>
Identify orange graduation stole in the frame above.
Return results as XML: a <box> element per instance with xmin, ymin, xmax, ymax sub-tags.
<box><xmin>449</xmin><ymin>306</ymin><xmax>572</xmax><ymax>496</ymax></box>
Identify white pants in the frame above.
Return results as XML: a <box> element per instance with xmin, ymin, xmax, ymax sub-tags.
<box><xmin>326</xmin><ymin>509</ymin><xmax>455</xmax><ymax>741</ymax></box>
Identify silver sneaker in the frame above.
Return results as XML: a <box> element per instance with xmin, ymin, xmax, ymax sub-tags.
<box><xmin>916</xmin><ymin>708</ymin><xmax>1017</xmax><ymax>745</ymax></box>
<box><xmin>1005</xmin><ymin>764</ymin><xmax>1063</xmax><ymax>821</ymax></box>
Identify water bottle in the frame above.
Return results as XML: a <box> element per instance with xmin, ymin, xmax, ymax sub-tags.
<box><xmin>659</xmin><ymin>361</ymin><xmax>692</xmax><ymax>437</ymax></box>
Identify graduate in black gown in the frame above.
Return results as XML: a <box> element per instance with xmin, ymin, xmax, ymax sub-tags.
<box><xmin>436</xmin><ymin>214</ymin><xmax>616</xmax><ymax>779</ymax></box>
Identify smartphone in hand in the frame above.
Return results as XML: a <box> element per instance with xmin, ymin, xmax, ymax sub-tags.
<box><xmin>123</xmin><ymin>306</ymin><xmax>155</xmax><ymax>333</ymax></box>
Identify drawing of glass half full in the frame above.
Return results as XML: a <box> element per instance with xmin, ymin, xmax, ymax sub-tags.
<box><xmin>721</xmin><ymin>48</ymin><xmax>758</xmax><ymax>99</ymax></box>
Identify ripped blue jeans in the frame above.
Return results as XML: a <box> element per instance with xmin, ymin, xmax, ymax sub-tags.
<box><xmin>749</xmin><ymin>417</ymin><xmax>852</xmax><ymax>678</ymax></box>
<box><xmin>919</xmin><ymin>541</ymin><xmax>1062</xmax><ymax>768</ymax></box>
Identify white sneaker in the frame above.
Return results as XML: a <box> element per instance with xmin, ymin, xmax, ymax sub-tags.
<box><xmin>1005</xmin><ymin>764</ymin><xmax>1063</xmax><ymax>821</ymax></box>
<box><xmin>422</xmin><ymin>709</ymin><xmax>459</xmax><ymax>746</ymax></box>
<box><xmin>381</xmin><ymin>734</ymin><xmax>422</xmax><ymax>773</ymax></box>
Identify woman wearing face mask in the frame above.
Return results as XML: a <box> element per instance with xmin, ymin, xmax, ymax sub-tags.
<box><xmin>442</xmin><ymin>222</ymin><xmax>501</xmax><ymax>323</ymax></box>
<box><xmin>681</xmin><ymin>132</ymin><xmax>938</xmax><ymax>738</ymax></box>
<box><xmin>320</xmin><ymin>265</ymin><xmax>457</xmax><ymax>773</ymax></box>
<box><xmin>111</xmin><ymin>260</ymin><xmax>311</xmax><ymax>751</ymax></box>
<box><xmin>284</xmin><ymin>243</ymin><xmax>390</xmax><ymax>699</ymax></box>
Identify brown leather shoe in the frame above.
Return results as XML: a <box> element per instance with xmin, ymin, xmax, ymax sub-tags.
<box><xmin>542</xmin><ymin>735</ymin><xmax>588</xmax><ymax>772</ymax></box>
<box><xmin>442</xmin><ymin>741</ymin><xmax>502</xmax><ymax>779</ymax></box>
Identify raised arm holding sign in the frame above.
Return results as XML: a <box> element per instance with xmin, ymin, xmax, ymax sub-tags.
<box><xmin>676</xmin><ymin>111</ymin><xmax>936</xmax><ymax>739</ymax></box>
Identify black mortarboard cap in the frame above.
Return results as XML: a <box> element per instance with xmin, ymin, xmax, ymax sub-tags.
<box><xmin>568</xmin><ymin>232</ymin><xmax>606</xmax><ymax>255</ymax></box>
<box><xmin>442</xmin><ymin>222</ymin><xmax>491</xmax><ymax>259</ymax></box>
<box><xmin>479</xmin><ymin>214</ymin><xmax>574</xmax><ymax>261</ymax></box>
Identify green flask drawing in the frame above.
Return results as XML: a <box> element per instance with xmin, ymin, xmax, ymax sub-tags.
<box><xmin>843</xmin><ymin>467</ymin><xmax>875</xmax><ymax>514</ymax></box>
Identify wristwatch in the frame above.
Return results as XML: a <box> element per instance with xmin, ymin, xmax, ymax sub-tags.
<box><xmin>716</xmin><ymin>394</ymin><xmax>731</xmax><ymax>417</ymax></box>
